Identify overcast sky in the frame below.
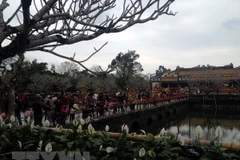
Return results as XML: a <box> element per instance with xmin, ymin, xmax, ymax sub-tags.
<box><xmin>5</xmin><ymin>0</ymin><xmax>240</xmax><ymax>74</ymax></box>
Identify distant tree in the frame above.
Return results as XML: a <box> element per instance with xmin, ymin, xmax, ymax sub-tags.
<box><xmin>57</xmin><ymin>61</ymin><xmax>80</xmax><ymax>77</ymax></box>
<box><xmin>126</xmin><ymin>74</ymin><xmax>150</xmax><ymax>92</ymax></box>
<box><xmin>110</xmin><ymin>50</ymin><xmax>143</xmax><ymax>90</ymax></box>
<box><xmin>156</xmin><ymin>65</ymin><xmax>168</xmax><ymax>76</ymax></box>
<box><xmin>91</xmin><ymin>65</ymin><xmax>104</xmax><ymax>73</ymax></box>
<box><xmin>50</xmin><ymin>64</ymin><xmax>56</xmax><ymax>73</ymax></box>
<box><xmin>15</xmin><ymin>59</ymin><xmax>52</xmax><ymax>92</ymax></box>
<box><xmin>27</xmin><ymin>74</ymin><xmax>72</xmax><ymax>93</ymax></box>
<box><xmin>26</xmin><ymin>59</ymin><xmax>48</xmax><ymax>74</ymax></box>
<box><xmin>27</xmin><ymin>74</ymin><xmax>53</xmax><ymax>93</ymax></box>
<box><xmin>76</xmin><ymin>68</ymin><xmax>117</xmax><ymax>92</ymax></box>
<box><xmin>52</xmin><ymin>76</ymin><xmax>72</xmax><ymax>92</ymax></box>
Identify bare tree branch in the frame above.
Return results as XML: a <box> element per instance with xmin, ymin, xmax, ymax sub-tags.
<box><xmin>5</xmin><ymin>5</ymin><xmax>21</xmax><ymax>25</ymax></box>
<box><xmin>0</xmin><ymin>0</ymin><xmax>9</xmax><ymax>43</ymax></box>
<box><xmin>79</xmin><ymin>42</ymin><xmax>108</xmax><ymax>63</ymax></box>
<box><xmin>28</xmin><ymin>42</ymin><xmax>108</xmax><ymax>75</ymax></box>
<box><xmin>0</xmin><ymin>0</ymin><xmax>176</xmax><ymax>68</ymax></box>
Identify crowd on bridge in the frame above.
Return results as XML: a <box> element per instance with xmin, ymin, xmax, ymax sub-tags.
<box><xmin>0</xmin><ymin>90</ymin><xmax>152</xmax><ymax>126</ymax></box>
<box><xmin>0</xmin><ymin>88</ymin><xmax>187</xmax><ymax>127</ymax></box>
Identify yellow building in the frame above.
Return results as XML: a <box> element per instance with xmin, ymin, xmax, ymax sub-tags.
<box><xmin>151</xmin><ymin>65</ymin><xmax>240</xmax><ymax>92</ymax></box>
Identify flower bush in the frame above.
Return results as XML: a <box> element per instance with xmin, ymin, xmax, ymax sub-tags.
<box><xmin>1</xmin><ymin>116</ymin><xmax>240</xmax><ymax>160</ymax></box>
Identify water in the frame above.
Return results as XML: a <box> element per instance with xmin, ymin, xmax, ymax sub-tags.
<box><xmin>165</xmin><ymin>115</ymin><xmax>240</xmax><ymax>143</ymax></box>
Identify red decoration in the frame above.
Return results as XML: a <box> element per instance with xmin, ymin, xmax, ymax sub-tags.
<box><xmin>1</xmin><ymin>113</ymin><xmax>8</xmax><ymax>120</ymax></box>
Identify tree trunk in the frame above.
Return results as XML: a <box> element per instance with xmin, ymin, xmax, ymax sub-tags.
<box><xmin>7</xmin><ymin>87</ymin><xmax>16</xmax><ymax>117</ymax></box>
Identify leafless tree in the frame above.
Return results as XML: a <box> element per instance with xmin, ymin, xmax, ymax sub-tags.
<box><xmin>0</xmin><ymin>0</ymin><xmax>176</xmax><ymax>72</ymax></box>
<box><xmin>27</xmin><ymin>74</ymin><xmax>72</xmax><ymax>93</ymax></box>
<box><xmin>56</xmin><ymin>61</ymin><xmax>80</xmax><ymax>76</ymax></box>
<box><xmin>76</xmin><ymin>72</ymin><xmax>117</xmax><ymax>91</ymax></box>
<box><xmin>53</xmin><ymin>75</ymin><xmax>72</xmax><ymax>92</ymax></box>
<box><xmin>0</xmin><ymin>0</ymin><xmax>176</xmax><ymax>117</ymax></box>
<box><xmin>126</xmin><ymin>73</ymin><xmax>150</xmax><ymax>92</ymax></box>
<box><xmin>27</xmin><ymin>74</ymin><xmax>53</xmax><ymax>92</ymax></box>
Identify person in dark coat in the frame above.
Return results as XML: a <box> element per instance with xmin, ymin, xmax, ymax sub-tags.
<box><xmin>15</xmin><ymin>97</ymin><xmax>23</xmax><ymax>125</ymax></box>
<box><xmin>105</xmin><ymin>92</ymin><xmax>110</xmax><ymax>106</ymax></box>
<box><xmin>32</xmin><ymin>95</ymin><xmax>47</xmax><ymax>126</ymax></box>
<box><xmin>69</xmin><ymin>96</ymin><xmax>75</xmax><ymax>122</ymax></box>
<box><xmin>97</xmin><ymin>93</ymin><xmax>105</xmax><ymax>117</ymax></box>
<box><xmin>87</xmin><ymin>92</ymin><xmax>95</xmax><ymax>117</ymax></box>
<box><xmin>3</xmin><ymin>97</ymin><xmax>8</xmax><ymax>115</ymax></box>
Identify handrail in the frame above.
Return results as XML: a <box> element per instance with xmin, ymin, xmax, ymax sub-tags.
<box><xmin>19</xmin><ymin>96</ymin><xmax>188</xmax><ymax>123</ymax></box>
<box><xmin>41</xmin><ymin>127</ymin><xmax>240</xmax><ymax>151</ymax></box>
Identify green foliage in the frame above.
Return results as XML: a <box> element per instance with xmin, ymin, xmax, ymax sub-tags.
<box><xmin>1</xmin><ymin>120</ymin><xmax>240</xmax><ymax>160</ymax></box>
<box><xmin>110</xmin><ymin>50</ymin><xmax>143</xmax><ymax>90</ymax></box>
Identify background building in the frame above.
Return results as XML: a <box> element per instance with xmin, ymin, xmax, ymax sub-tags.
<box><xmin>151</xmin><ymin>64</ymin><xmax>240</xmax><ymax>94</ymax></box>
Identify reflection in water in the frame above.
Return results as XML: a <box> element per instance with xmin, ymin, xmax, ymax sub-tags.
<box><xmin>165</xmin><ymin>116</ymin><xmax>240</xmax><ymax>143</ymax></box>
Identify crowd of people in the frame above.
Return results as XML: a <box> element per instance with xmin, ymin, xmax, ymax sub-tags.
<box><xmin>0</xmin><ymin>89</ymin><xmax>154</xmax><ymax>126</ymax></box>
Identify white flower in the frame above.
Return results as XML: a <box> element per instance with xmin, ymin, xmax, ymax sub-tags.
<box><xmin>85</xmin><ymin>116</ymin><xmax>91</xmax><ymax>124</ymax></box>
<box><xmin>77</xmin><ymin>125</ymin><xmax>82</xmax><ymax>132</ymax></box>
<box><xmin>88</xmin><ymin>124</ymin><xmax>95</xmax><ymax>134</ymax></box>
<box><xmin>6</xmin><ymin>64</ymin><xmax>12</xmax><ymax>70</ymax></box>
<box><xmin>140</xmin><ymin>129</ymin><xmax>146</xmax><ymax>135</ymax></box>
<box><xmin>177</xmin><ymin>133</ymin><xmax>185</xmax><ymax>146</ymax></box>
<box><xmin>105</xmin><ymin>125</ymin><xmax>109</xmax><ymax>132</ymax></box>
<box><xmin>10</xmin><ymin>115</ymin><xmax>15</xmax><ymax>122</ymax></box>
<box><xmin>43</xmin><ymin>120</ymin><xmax>50</xmax><ymax>127</ymax></box>
<box><xmin>67</xmin><ymin>151</ymin><xmax>74</xmax><ymax>158</ymax></box>
<box><xmin>0</xmin><ymin>117</ymin><xmax>3</xmax><ymax>123</ymax></box>
<box><xmin>18</xmin><ymin>141</ymin><xmax>22</xmax><ymax>149</ymax></box>
<box><xmin>26</xmin><ymin>116</ymin><xmax>31</xmax><ymax>124</ymax></box>
<box><xmin>234</xmin><ymin>133</ymin><xmax>240</xmax><ymax>141</ymax></box>
<box><xmin>139</xmin><ymin>148</ymin><xmax>146</xmax><ymax>157</ymax></box>
<box><xmin>59</xmin><ymin>125</ymin><xmax>63</xmax><ymax>131</ymax></box>
<box><xmin>106</xmin><ymin>147</ymin><xmax>113</xmax><ymax>153</ymax></box>
<box><xmin>122</xmin><ymin>125</ymin><xmax>129</xmax><ymax>134</ymax></box>
<box><xmin>232</xmin><ymin>139</ymin><xmax>237</xmax><ymax>145</ymax></box>
<box><xmin>1</xmin><ymin>121</ymin><xmax>6</xmax><ymax>127</ymax></box>
<box><xmin>7</xmin><ymin>123</ymin><xmax>12</xmax><ymax>128</ymax></box>
<box><xmin>38</xmin><ymin>140</ymin><xmax>43</xmax><ymax>149</ymax></box>
<box><xmin>80</xmin><ymin>118</ymin><xmax>85</xmax><ymax>125</ymax></box>
<box><xmin>121</xmin><ymin>124</ymin><xmax>125</xmax><ymax>131</ymax></box>
<box><xmin>99</xmin><ymin>145</ymin><xmax>103</xmax><ymax>151</ymax></box>
<box><xmin>30</xmin><ymin>123</ymin><xmax>34</xmax><ymax>131</ymax></box>
<box><xmin>45</xmin><ymin>143</ymin><xmax>52</xmax><ymax>152</ymax></box>
<box><xmin>159</xmin><ymin>128</ymin><xmax>165</xmax><ymax>136</ymax></box>
<box><xmin>88</xmin><ymin>124</ymin><xmax>93</xmax><ymax>130</ymax></box>
<box><xmin>215</xmin><ymin>126</ymin><xmax>223</xmax><ymax>139</ymax></box>
<box><xmin>72</xmin><ymin>119</ymin><xmax>79</xmax><ymax>126</ymax></box>
<box><xmin>195</xmin><ymin>125</ymin><xmax>203</xmax><ymax>139</ymax></box>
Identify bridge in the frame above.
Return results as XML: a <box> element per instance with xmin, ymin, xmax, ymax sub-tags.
<box><xmin>62</xmin><ymin>95</ymin><xmax>189</xmax><ymax>133</ymax></box>
<box><xmin>80</xmin><ymin>95</ymin><xmax>188</xmax><ymax>120</ymax></box>
<box><xmin>20</xmin><ymin>95</ymin><xmax>189</xmax><ymax>130</ymax></box>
